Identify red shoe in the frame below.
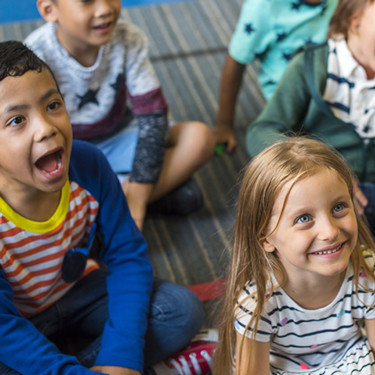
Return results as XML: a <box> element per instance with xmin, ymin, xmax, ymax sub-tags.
<box><xmin>152</xmin><ymin>329</ymin><xmax>217</xmax><ymax>375</ymax></box>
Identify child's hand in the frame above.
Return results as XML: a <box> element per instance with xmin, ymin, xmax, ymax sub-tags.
<box><xmin>213</xmin><ymin>125</ymin><xmax>237</xmax><ymax>153</ymax></box>
<box><xmin>121</xmin><ymin>179</ymin><xmax>154</xmax><ymax>231</ymax></box>
<box><xmin>90</xmin><ymin>365</ymin><xmax>141</xmax><ymax>375</ymax></box>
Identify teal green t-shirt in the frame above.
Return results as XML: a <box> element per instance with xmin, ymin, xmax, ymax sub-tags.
<box><xmin>229</xmin><ymin>0</ymin><xmax>337</xmax><ymax>100</ymax></box>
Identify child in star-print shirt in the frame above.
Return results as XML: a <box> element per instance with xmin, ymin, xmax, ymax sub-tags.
<box><xmin>214</xmin><ymin>0</ymin><xmax>337</xmax><ymax>152</ymax></box>
<box><xmin>25</xmin><ymin>0</ymin><xmax>215</xmax><ymax>231</ymax></box>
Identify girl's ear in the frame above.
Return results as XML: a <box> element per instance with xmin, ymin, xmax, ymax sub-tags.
<box><xmin>37</xmin><ymin>0</ymin><xmax>59</xmax><ymax>23</ymax></box>
<box><xmin>262</xmin><ymin>237</ymin><xmax>276</xmax><ymax>253</ymax></box>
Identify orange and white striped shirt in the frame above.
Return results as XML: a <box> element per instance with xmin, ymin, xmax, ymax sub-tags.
<box><xmin>0</xmin><ymin>180</ymin><xmax>99</xmax><ymax>317</ymax></box>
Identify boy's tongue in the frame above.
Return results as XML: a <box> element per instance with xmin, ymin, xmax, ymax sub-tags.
<box><xmin>36</xmin><ymin>152</ymin><xmax>59</xmax><ymax>173</ymax></box>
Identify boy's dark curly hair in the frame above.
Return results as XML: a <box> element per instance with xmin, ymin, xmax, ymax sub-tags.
<box><xmin>0</xmin><ymin>40</ymin><xmax>58</xmax><ymax>87</ymax></box>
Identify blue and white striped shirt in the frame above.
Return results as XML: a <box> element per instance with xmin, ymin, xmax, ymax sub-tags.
<box><xmin>235</xmin><ymin>258</ymin><xmax>375</xmax><ymax>373</ymax></box>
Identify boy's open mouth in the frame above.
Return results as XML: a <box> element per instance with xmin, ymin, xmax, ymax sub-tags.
<box><xmin>94</xmin><ymin>21</ymin><xmax>112</xmax><ymax>30</ymax></box>
<box><xmin>35</xmin><ymin>149</ymin><xmax>63</xmax><ymax>175</ymax></box>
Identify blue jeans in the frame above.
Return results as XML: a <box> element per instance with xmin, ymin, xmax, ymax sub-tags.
<box><xmin>0</xmin><ymin>269</ymin><xmax>204</xmax><ymax>374</ymax></box>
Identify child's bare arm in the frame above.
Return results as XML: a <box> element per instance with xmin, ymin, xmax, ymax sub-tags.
<box><xmin>234</xmin><ymin>332</ymin><xmax>270</xmax><ymax>375</ymax></box>
<box><xmin>91</xmin><ymin>365</ymin><xmax>141</xmax><ymax>375</ymax></box>
<box><xmin>122</xmin><ymin>180</ymin><xmax>154</xmax><ymax>231</ymax></box>
<box><xmin>214</xmin><ymin>54</ymin><xmax>245</xmax><ymax>152</ymax></box>
<box><xmin>365</xmin><ymin>319</ymin><xmax>375</xmax><ymax>353</ymax></box>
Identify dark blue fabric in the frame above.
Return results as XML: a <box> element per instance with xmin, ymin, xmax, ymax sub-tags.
<box><xmin>0</xmin><ymin>269</ymin><xmax>204</xmax><ymax>374</ymax></box>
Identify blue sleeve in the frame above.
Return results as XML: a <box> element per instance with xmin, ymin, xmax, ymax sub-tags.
<box><xmin>69</xmin><ymin>141</ymin><xmax>153</xmax><ymax>372</ymax></box>
<box><xmin>0</xmin><ymin>268</ymin><xmax>94</xmax><ymax>374</ymax></box>
<box><xmin>229</xmin><ymin>0</ymin><xmax>275</xmax><ymax>64</ymax></box>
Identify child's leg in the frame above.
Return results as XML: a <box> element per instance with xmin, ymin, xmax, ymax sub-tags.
<box><xmin>149</xmin><ymin>121</ymin><xmax>215</xmax><ymax>202</ymax></box>
<box><xmin>143</xmin><ymin>278</ymin><xmax>205</xmax><ymax>366</ymax></box>
<box><xmin>77</xmin><ymin>277</ymin><xmax>205</xmax><ymax>368</ymax></box>
<box><xmin>0</xmin><ymin>363</ymin><xmax>19</xmax><ymax>374</ymax></box>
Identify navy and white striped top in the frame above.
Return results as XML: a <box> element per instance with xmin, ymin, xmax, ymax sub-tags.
<box><xmin>235</xmin><ymin>257</ymin><xmax>375</xmax><ymax>372</ymax></box>
<box><xmin>323</xmin><ymin>38</ymin><xmax>375</xmax><ymax>139</ymax></box>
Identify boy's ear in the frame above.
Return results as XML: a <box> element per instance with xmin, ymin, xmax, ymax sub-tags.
<box><xmin>37</xmin><ymin>0</ymin><xmax>59</xmax><ymax>23</ymax></box>
<box><xmin>261</xmin><ymin>237</ymin><xmax>276</xmax><ymax>253</ymax></box>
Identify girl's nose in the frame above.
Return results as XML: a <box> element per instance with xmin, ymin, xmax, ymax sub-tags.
<box><xmin>317</xmin><ymin>216</ymin><xmax>339</xmax><ymax>242</ymax></box>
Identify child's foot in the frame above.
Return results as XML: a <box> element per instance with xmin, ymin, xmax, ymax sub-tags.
<box><xmin>148</xmin><ymin>329</ymin><xmax>217</xmax><ymax>375</ymax></box>
<box><xmin>148</xmin><ymin>179</ymin><xmax>203</xmax><ymax>215</ymax></box>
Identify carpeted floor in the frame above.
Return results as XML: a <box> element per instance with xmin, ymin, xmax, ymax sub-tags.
<box><xmin>0</xmin><ymin>0</ymin><xmax>265</xmax><ymax>319</ymax></box>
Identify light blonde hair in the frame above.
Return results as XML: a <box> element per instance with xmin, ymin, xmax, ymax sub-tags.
<box><xmin>213</xmin><ymin>137</ymin><xmax>375</xmax><ymax>375</ymax></box>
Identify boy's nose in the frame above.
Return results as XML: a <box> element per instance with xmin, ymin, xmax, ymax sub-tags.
<box><xmin>95</xmin><ymin>0</ymin><xmax>115</xmax><ymax>17</ymax></box>
<box><xmin>34</xmin><ymin>117</ymin><xmax>57</xmax><ymax>142</ymax></box>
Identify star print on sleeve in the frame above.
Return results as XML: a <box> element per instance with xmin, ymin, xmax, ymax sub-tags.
<box><xmin>282</xmin><ymin>52</ymin><xmax>293</xmax><ymax>61</ymax></box>
<box><xmin>254</xmin><ymin>50</ymin><xmax>266</xmax><ymax>60</ymax></box>
<box><xmin>291</xmin><ymin>0</ymin><xmax>302</xmax><ymax>10</ymax></box>
<box><xmin>244</xmin><ymin>23</ymin><xmax>255</xmax><ymax>34</ymax></box>
<box><xmin>110</xmin><ymin>73</ymin><xmax>124</xmax><ymax>93</ymax></box>
<box><xmin>76</xmin><ymin>88</ymin><xmax>100</xmax><ymax>110</ymax></box>
<box><xmin>277</xmin><ymin>32</ymin><xmax>287</xmax><ymax>42</ymax></box>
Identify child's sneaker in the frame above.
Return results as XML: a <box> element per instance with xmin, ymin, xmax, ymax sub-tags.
<box><xmin>148</xmin><ymin>178</ymin><xmax>203</xmax><ymax>216</ymax></box>
<box><xmin>150</xmin><ymin>329</ymin><xmax>218</xmax><ymax>375</ymax></box>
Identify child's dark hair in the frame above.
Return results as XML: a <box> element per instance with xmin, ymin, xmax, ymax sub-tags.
<box><xmin>329</xmin><ymin>0</ymin><xmax>375</xmax><ymax>39</ymax></box>
<box><xmin>0</xmin><ymin>41</ymin><xmax>59</xmax><ymax>87</ymax></box>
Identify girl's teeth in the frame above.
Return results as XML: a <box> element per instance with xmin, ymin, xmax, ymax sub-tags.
<box><xmin>314</xmin><ymin>245</ymin><xmax>342</xmax><ymax>255</ymax></box>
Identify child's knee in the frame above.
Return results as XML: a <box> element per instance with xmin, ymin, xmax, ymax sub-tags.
<box><xmin>181</xmin><ymin>121</ymin><xmax>215</xmax><ymax>162</ymax></box>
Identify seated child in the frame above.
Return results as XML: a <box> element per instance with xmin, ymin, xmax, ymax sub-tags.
<box><xmin>247</xmin><ymin>0</ymin><xmax>375</xmax><ymax>230</ymax></box>
<box><xmin>214</xmin><ymin>137</ymin><xmax>375</xmax><ymax>374</ymax></box>
<box><xmin>0</xmin><ymin>40</ymin><xmax>204</xmax><ymax>375</ymax></box>
<box><xmin>214</xmin><ymin>0</ymin><xmax>337</xmax><ymax>152</ymax></box>
<box><xmin>25</xmin><ymin>0</ymin><xmax>215</xmax><ymax>230</ymax></box>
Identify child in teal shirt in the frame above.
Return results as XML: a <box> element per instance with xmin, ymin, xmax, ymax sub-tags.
<box><xmin>214</xmin><ymin>0</ymin><xmax>337</xmax><ymax>152</ymax></box>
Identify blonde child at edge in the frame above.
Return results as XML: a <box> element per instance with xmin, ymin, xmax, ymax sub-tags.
<box><xmin>214</xmin><ymin>137</ymin><xmax>375</xmax><ymax>374</ymax></box>
<box><xmin>25</xmin><ymin>0</ymin><xmax>215</xmax><ymax>230</ymax></box>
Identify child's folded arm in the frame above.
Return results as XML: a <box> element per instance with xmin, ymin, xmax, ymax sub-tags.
<box><xmin>0</xmin><ymin>268</ymin><xmax>94</xmax><ymax>374</ymax></box>
<box><xmin>246</xmin><ymin>51</ymin><xmax>313</xmax><ymax>158</ymax></box>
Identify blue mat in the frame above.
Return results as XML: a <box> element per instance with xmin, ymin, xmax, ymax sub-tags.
<box><xmin>0</xmin><ymin>0</ymin><xmax>195</xmax><ymax>24</ymax></box>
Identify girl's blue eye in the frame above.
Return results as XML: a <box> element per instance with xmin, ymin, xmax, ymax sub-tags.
<box><xmin>297</xmin><ymin>214</ymin><xmax>311</xmax><ymax>224</ymax></box>
<box><xmin>333</xmin><ymin>203</ymin><xmax>344</xmax><ymax>213</ymax></box>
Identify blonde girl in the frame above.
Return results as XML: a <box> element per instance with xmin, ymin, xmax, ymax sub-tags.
<box><xmin>214</xmin><ymin>137</ymin><xmax>375</xmax><ymax>374</ymax></box>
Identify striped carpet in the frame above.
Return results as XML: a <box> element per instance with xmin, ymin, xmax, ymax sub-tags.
<box><xmin>0</xmin><ymin>0</ymin><xmax>265</xmax><ymax>299</ymax></box>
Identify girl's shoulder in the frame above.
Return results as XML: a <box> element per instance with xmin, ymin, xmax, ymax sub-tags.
<box><xmin>236</xmin><ymin>279</ymin><xmax>282</xmax><ymax>315</ymax></box>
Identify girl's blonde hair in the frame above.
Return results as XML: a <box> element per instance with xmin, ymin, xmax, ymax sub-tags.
<box><xmin>328</xmin><ymin>0</ymin><xmax>375</xmax><ymax>39</ymax></box>
<box><xmin>213</xmin><ymin>136</ymin><xmax>375</xmax><ymax>375</ymax></box>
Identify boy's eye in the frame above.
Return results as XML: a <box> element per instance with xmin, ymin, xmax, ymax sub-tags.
<box><xmin>296</xmin><ymin>214</ymin><xmax>312</xmax><ymax>224</ymax></box>
<box><xmin>47</xmin><ymin>101</ymin><xmax>62</xmax><ymax>111</ymax></box>
<box><xmin>7</xmin><ymin>116</ymin><xmax>25</xmax><ymax>127</ymax></box>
